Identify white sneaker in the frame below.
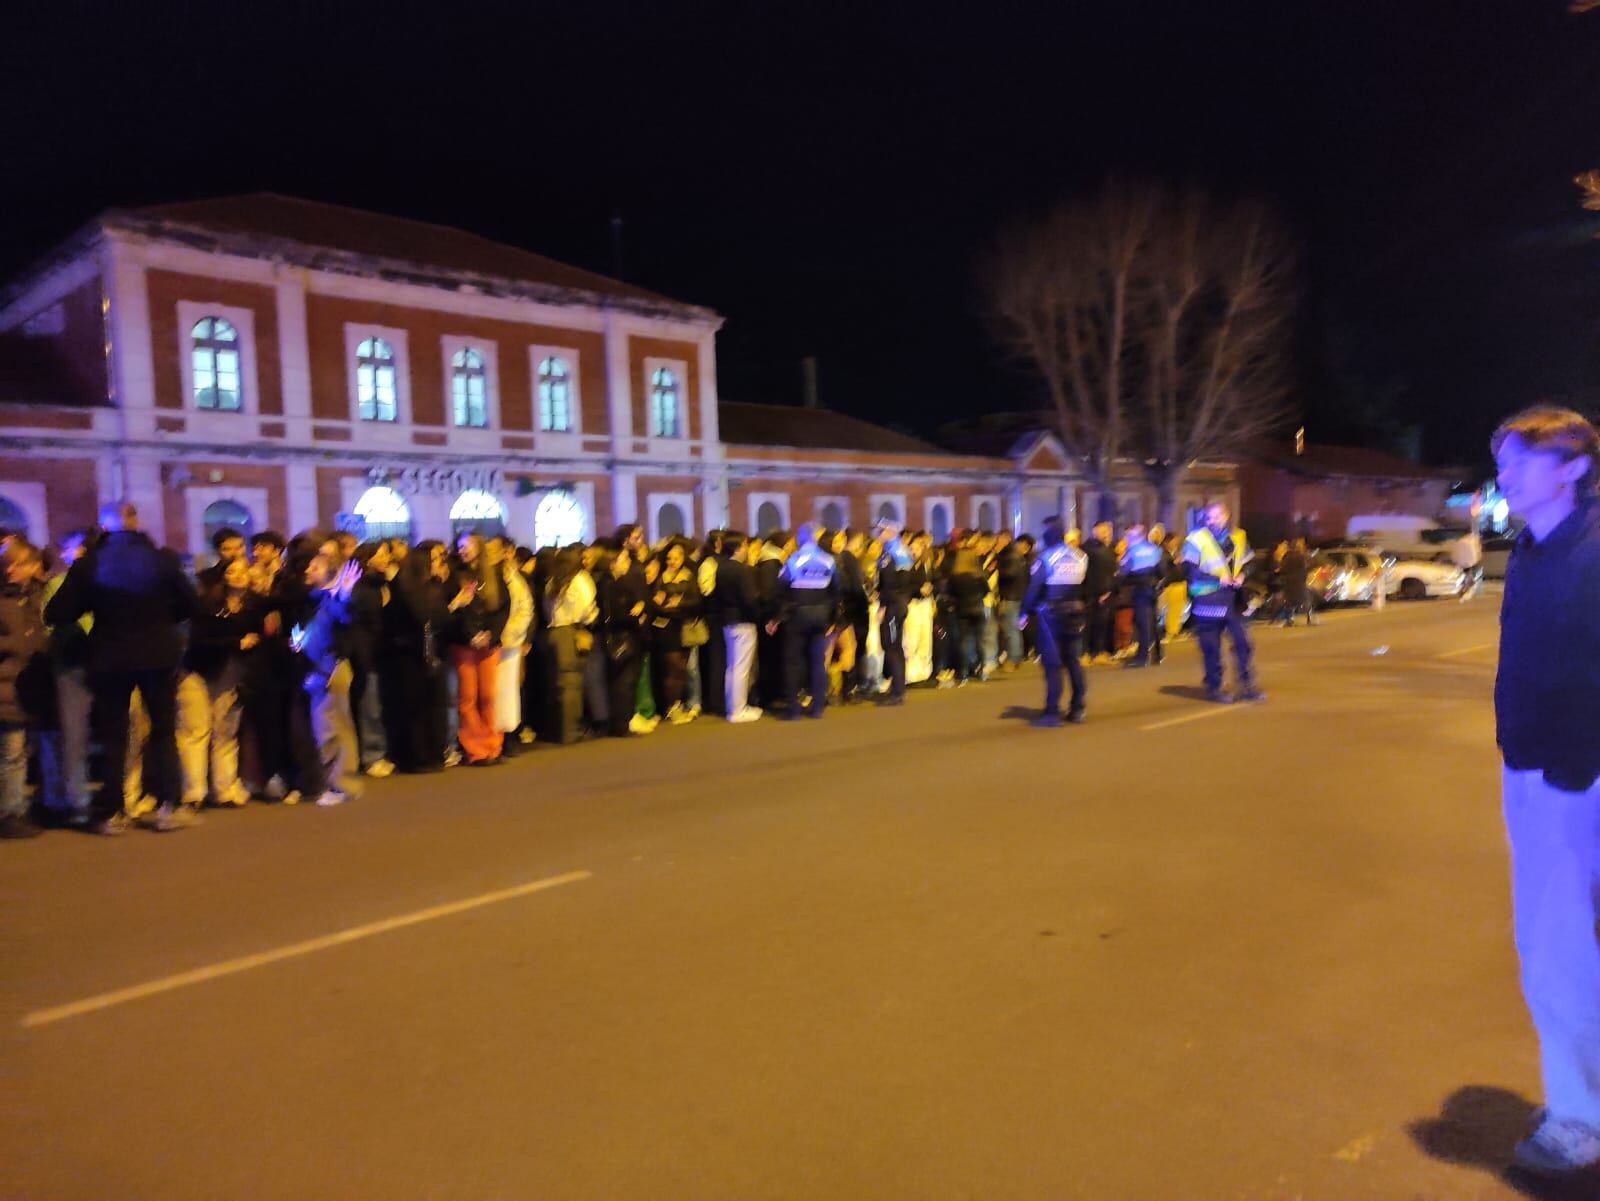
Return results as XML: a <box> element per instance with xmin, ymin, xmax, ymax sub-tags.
<box><xmin>443</xmin><ymin>748</ymin><xmax>462</xmax><ymax>768</ymax></box>
<box><xmin>1514</xmin><ymin>1113</ymin><xmax>1600</xmax><ymax>1175</ymax></box>
<box><xmin>263</xmin><ymin>775</ymin><xmax>287</xmax><ymax>801</ymax></box>
<box><xmin>364</xmin><ymin>759</ymin><xmax>395</xmax><ymax>779</ymax></box>
<box><xmin>727</xmin><ymin>707</ymin><xmax>763</xmax><ymax>724</ymax></box>
<box><xmin>314</xmin><ymin>790</ymin><xmax>349</xmax><ymax>808</ymax></box>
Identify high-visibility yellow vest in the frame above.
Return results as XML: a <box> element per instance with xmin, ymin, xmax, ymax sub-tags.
<box><xmin>1185</xmin><ymin>526</ymin><xmax>1252</xmax><ymax>596</ymax></box>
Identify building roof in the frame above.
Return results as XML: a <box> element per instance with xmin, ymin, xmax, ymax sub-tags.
<box><xmin>719</xmin><ymin>402</ymin><xmax>951</xmax><ymax>456</ymax></box>
<box><xmin>103</xmin><ymin>193</ymin><xmax>714</xmax><ymax>320</ymax></box>
<box><xmin>1250</xmin><ymin>441</ymin><xmax>1461</xmax><ymax>481</ymax></box>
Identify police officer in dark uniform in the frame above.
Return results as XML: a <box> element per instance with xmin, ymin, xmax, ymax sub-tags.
<box><xmin>1020</xmin><ymin>517</ymin><xmax>1088</xmax><ymax>726</ymax></box>
<box><xmin>1118</xmin><ymin>521</ymin><xmax>1165</xmax><ymax>667</ymax></box>
<box><xmin>776</xmin><ymin>523</ymin><xmax>839</xmax><ymax>719</ymax></box>
<box><xmin>875</xmin><ymin>520</ymin><xmax>915</xmax><ymax>706</ymax></box>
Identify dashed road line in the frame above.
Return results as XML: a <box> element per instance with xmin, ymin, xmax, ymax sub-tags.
<box><xmin>20</xmin><ymin>870</ymin><xmax>593</xmax><ymax>1028</ymax></box>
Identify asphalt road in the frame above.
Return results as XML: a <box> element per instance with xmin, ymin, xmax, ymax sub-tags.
<box><xmin>1</xmin><ymin>594</ymin><xmax>1579</xmax><ymax>1200</ymax></box>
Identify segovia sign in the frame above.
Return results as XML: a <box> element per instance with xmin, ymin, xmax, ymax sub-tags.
<box><xmin>366</xmin><ymin>465</ymin><xmax>503</xmax><ymax>496</ymax></box>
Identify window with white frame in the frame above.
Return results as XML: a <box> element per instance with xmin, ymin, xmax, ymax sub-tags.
<box><xmin>871</xmin><ymin>495</ymin><xmax>905</xmax><ymax>527</ymax></box>
<box><xmin>356</xmin><ymin>337</ymin><xmax>399</xmax><ymax>422</ymax></box>
<box><xmin>451</xmin><ymin>347</ymin><xmax>489</xmax><ymax>428</ymax></box>
<box><xmin>928</xmin><ymin>501</ymin><xmax>953</xmax><ymax>542</ymax></box>
<box><xmin>538</xmin><ymin>356</ymin><xmax>573</xmax><ymax>432</ymax></box>
<box><xmin>973</xmin><ymin>497</ymin><xmax>1000</xmax><ymax>532</ymax></box>
<box><xmin>748</xmin><ymin>492</ymin><xmax>790</xmax><ymax>537</ymax></box>
<box><xmin>450</xmin><ymin>488</ymin><xmax>506</xmax><ymax>538</ymax></box>
<box><xmin>650</xmin><ymin>366</ymin><xmax>680</xmax><ymax>438</ymax></box>
<box><xmin>191</xmin><ymin>317</ymin><xmax>243</xmax><ymax>411</ymax></box>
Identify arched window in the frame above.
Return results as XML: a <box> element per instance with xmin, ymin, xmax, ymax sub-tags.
<box><xmin>650</xmin><ymin>367</ymin><xmax>680</xmax><ymax>438</ymax></box>
<box><xmin>876</xmin><ymin>501</ymin><xmax>901</xmax><ymax>525</ymax></box>
<box><xmin>657</xmin><ymin>502</ymin><xmax>686</xmax><ymax>539</ymax></box>
<box><xmin>930</xmin><ymin>503</ymin><xmax>951</xmax><ymax>543</ymax></box>
<box><xmin>538</xmin><ymin>357</ymin><xmax>572</xmax><ymax>432</ymax></box>
<box><xmin>0</xmin><ymin>495</ymin><xmax>29</xmax><ymax>539</ymax></box>
<box><xmin>202</xmin><ymin>498</ymin><xmax>253</xmax><ymax>544</ymax></box>
<box><xmin>977</xmin><ymin>500</ymin><xmax>998</xmax><ymax>531</ymax></box>
<box><xmin>756</xmin><ymin>501</ymin><xmax>782</xmax><ymax>536</ymax></box>
<box><xmin>356</xmin><ymin>338</ymin><xmax>398</xmax><ymax>422</ymax></box>
<box><xmin>451</xmin><ymin>347</ymin><xmax>488</xmax><ymax>428</ymax></box>
<box><xmin>533</xmin><ymin>489</ymin><xmax>586</xmax><ymax>549</ymax></box>
<box><xmin>192</xmin><ymin>317</ymin><xmax>242</xmax><ymax>411</ymax></box>
<box><xmin>450</xmin><ymin>489</ymin><xmax>506</xmax><ymax>539</ymax></box>
<box><xmin>354</xmin><ymin>485</ymin><xmax>412</xmax><ymax>541</ymax></box>
<box><xmin>820</xmin><ymin>501</ymin><xmax>845</xmax><ymax>530</ymax></box>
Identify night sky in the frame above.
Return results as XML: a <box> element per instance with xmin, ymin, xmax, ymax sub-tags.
<box><xmin>5</xmin><ymin>1</ymin><xmax>1599</xmax><ymax>471</ymax></box>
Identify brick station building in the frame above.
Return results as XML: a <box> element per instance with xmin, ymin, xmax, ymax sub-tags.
<box><xmin>0</xmin><ymin>194</ymin><xmax>1239</xmax><ymax>555</ymax></box>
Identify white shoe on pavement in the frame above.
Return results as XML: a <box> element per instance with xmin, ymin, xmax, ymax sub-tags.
<box><xmin>727</xmin><ymin>707</ymin><xmax>763</xmax><ymax>724</ymax></box>
<box><xmin>263</xmin><ymin>774</ymin><xmax>287</xmax><ymax>801</ymax></box>
<box><xmin>314</xmin><ymin>790</ymin><xmax>350</xmax><ymax>808</ymax></box>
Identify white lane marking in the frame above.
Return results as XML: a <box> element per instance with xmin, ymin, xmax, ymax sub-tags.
<box><xmin>20</xmin><ymin>870</ymin><xmax>592</xmax><ymax>1029</ymax></box>
<box><xmin>1139</xmin><ymin>705</ymin><xmax>1249</xmax><ymax>732</ymax></box>
<box><xmin>1437</xmin><ymin>641</ymin><xmax>1497</xmax><ymax>660</ymax></box>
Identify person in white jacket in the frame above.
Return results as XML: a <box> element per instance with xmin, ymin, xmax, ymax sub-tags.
<box><xmin>490</xmin><ymin>536</ymin><xmax>533</xmax><ymax>754</ymax></box>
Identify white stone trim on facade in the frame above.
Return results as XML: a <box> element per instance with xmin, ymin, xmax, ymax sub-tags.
<box><xmin>528</xmin><ymin>343</ymin><xmax>583</xmax><ymax>456</ymax></box>
<box><xmin>175</xmin><ymin>299</ymin><xmax>261</xmax><ymax>441</ymax></box>
<box><xmin>439</xmin><ymin>333</ymin><xmax>500</xmax><ymax>451</ymax></box>
<box><xmin>813</xmin><ymin>495</ymin><xmax>850</xmax><ymax>529</ymax></box>
<box><xmin>969</xmin><ymin>494</ymin><xmax>1003</xmax><ymax>531</ymax></box>
<box><xmin>182</xmin><ymin>484</ymin><xmax>270</xmax><ymax>560</ymax></box>
<box><xmin>868</xmin><ymin>493</ymin><xmax>906</xmax><ymax>528</ymax></box>
<box><xmin>0</xmin><ymin>480</ymin><xmax>49</xmax><ymax>543</ymax></box>
<box><xmin>645</xmin><ymin>490</ymin><xmax>696</xmax><ymax>543</ymax></box>
<box><xmin>343</xmin><ymin>322</ymin><xmax>412</xmax><ymax>444</ymax></box>
<box><xmin>746</xmin><ymin>491</ymin><xmax>790</xmax><ymax>535</ymax></box>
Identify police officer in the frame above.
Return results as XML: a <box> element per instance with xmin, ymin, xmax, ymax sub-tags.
<box><xmin>875</xmin><ymin>521</ymin><xmax>915</xmax><ymax>706</ymax></box>
<box><xmin>1118</xmin><ymin>521</ymin><xmax>1165</xmax><ymax>667</ymax></box>
<box><xmin>1181</xmin><ymin>501</ymin><xmax>1264</xmax><ymax>704</ymax></box>
<box><xmin>775</xmin><ymin>522</ymin><xmax>839</xmax><ymax>719</ymax></box>
<box><xmin>1020</xmin><ymin>517</ymin><xmax>1088</xmax><ymax>726</ymax></box>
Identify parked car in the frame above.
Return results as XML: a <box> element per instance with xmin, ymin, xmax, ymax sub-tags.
<box><xmin>1377</xmin><ymin>549</ymin><xmax>1466</xmax><ymax>600</ymax></box>
<box><xmin>1307</xmin><ymin>548</ymin><xmax>1386</xmax><ymax>606</ymax></box>
<box><xmin>1482</xmin><ymin>534</ymin><xmax>1516</xmax><ymax>579</ymax></box>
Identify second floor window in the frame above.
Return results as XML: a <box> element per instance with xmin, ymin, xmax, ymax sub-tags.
<box><xmin>357</xmin><ymin>337</ymin><xmax>398</xmax><ymax>422</ymax></box>
<box><xmin>192</xmin><ymin>317</ymin><xmax>242</xmax><ymax>411</ymax></box>
<box><xmin>538</xmin><ymin>356</ymin><xmax>572</xmax><ymax>432</ymax></box>
<box><xmin>451</xmin><ymin>347</ymin><xmax>488</xmax><ymax>427</ymax></box>
<box><xmin>651</xmin><ymin>366</ymin><xmax>680</xmax><ymax>438</ymax></box>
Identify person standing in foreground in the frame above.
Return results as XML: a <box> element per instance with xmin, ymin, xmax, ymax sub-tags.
<box><xmin>1181</xmin><ymin>502</ymin><xmax>1264</xmax><ymax>705</ymax></box>
<box><xmin>45</xmin><ymin>502</ymin><xmax>200</xmax><ymax>833</ymax></box>
<box><xmin>775</xmin><ymin>522</ymin><xmax>838</xmax><ymax>719</ymax></box>
<box><xmin>1020</xmin><ymin>517</ymin><xmax>1087</xmax><ymax>726</ymax></box>
<box><xmin>1118</xmin><ymin>521</ymin><xmax>1164</xmax><ymax>667</ymax></box>
<box><xmin>1490</xmin><ymin>406</ymin><xmax>1600</xmax><ymax>1176</ymax></box>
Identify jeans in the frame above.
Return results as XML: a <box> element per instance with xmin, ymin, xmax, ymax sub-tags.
<box><xmin>0</xmin><ymin>725</ymin><xmax>27</xmax><ymax>819</ymax></box>
<box><xmin>545</xmin><ymin>626</ymin><xmax>587</xmax><ymax>744</ymax></box>
<box><xmin>997</xmin><ymin>601</ymin><xmax>1023</xmax><ymax>665</ymax></box>
<box><xmin>724</xmin><ymin>623</ymin><xmax>757</xmax><ymax>715</ymax></box>
<box><xmin>980</xmin><ymin>608</ymin><xmax>999</xmax><ymax>670</ymax></box>
<box><xmin>1504</xmin><ymin>766</ymin><xmax>1600</xmax><ymax>1125</ymax></box>
<box><xmin>39</xmin><ymin>664</ymin><xmax>91</xmax><ymax>816</ymax></box>
<box><xmin>685</xmin><ymin>645</ymin><xmax>703</xmax><ymax>711</ymax></box>
<box><xmin>306</xmin><ymin>659</ymin><xmax>362</xmax><ymax>798</ymax></box>
<box><xmin>177</xmin><ymin>670</ymin><xmax>244</xmax><ymax>805</ymax></box>
<box><xmin>784</xmin><ymin>608</ymin><xmax>830</xmax><ymax>716</ymax></box>
<box><xmin>1037</xmin><ymin>612</ymin><xmax>1086</xmax><ymax>717</ymax></box>
<box><xmin>353</xmin><ymin>666</ymin><xmax>388</xmax><ymax>766</ymax></box>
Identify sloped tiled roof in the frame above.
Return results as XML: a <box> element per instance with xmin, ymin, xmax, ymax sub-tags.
<box><xmin>1250</xmin><ymin>441</ymin><xmax>1460</xmax><ymax>480</ymax></box>
<box><xmin>719</xmin><ymin>402</ymin><xmax>951</xmax><ymax>455</ymax></box>
<box><xmin>108</xmin><ymin>193</ymin><xmax>709</xmax><ymax>316</ymax></box>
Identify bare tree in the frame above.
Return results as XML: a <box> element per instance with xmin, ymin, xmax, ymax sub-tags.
<box><xmin>984</xmin><ymin>180</ymin><xmax>1297</xmax><ymax>526</ymax></box>
<box><xmin>1138</xmin><ymin>189</ymin><xmax>1298</xmax><ymax>524</ymax></box>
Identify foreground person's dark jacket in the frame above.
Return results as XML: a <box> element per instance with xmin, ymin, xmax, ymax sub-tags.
<box><xmin>45</xmin><ymin>531</ymin><xmax>199</xmax><ymax>672</ymax></box>
<box><xmin>1495</xmin><ymin>500</ymin><xmax>1600</xmax><ymax>791</ymax></box>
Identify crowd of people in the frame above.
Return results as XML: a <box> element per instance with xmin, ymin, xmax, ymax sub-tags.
<box><xmin>0</xmin><ymin>498</ymin><xmax>1251</xmax><ymax>840</ymax></box>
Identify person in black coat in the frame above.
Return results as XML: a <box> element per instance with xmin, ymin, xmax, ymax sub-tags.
<box><xmin>1081</xmin><ymin>521</ymin><xmax>1119</xmax><ymax>660</ymax></box>
<box><xmin>45</xmin><ymin>502</ymin><xmax>200</xmax><ymax>833</ymax></box>
<box><xmin>600</xmin><ymin>545</ymin><xmax>649</xmax><ymax>736</ymax></box>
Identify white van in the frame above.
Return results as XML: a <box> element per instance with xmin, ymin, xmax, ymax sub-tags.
<box><xmin>1344</xmin><ymin>515</ymin><xmax>1463</xmax><ymax>561</ymax></box>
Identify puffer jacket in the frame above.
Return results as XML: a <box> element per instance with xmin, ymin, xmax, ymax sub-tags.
<box><xmin>0</xmin><ymin>581</ymin><xmax>51</xmax><ymax>725</ymax></box>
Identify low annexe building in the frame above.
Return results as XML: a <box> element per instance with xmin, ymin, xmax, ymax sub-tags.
<box><xmin>0</xmin><ymin>193</ymin><xmax>1238</xmax><ymax>552</ymax></box>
